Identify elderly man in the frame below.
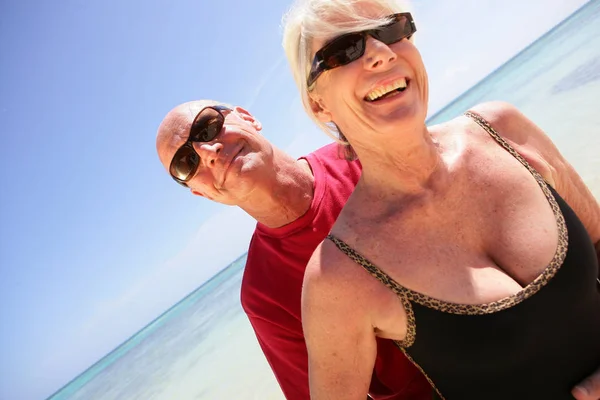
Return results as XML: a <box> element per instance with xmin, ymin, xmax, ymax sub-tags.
<box><xmin>156</xmin><ymin>100</ymin><xmax>600</xmax><ymax>400</ymax></box>
<box><xmin>156</xmin><ymin>100</ymin><xmax>432</xmax><ymax>400</ymax></box>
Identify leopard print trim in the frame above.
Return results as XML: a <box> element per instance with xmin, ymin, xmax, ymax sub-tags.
<box><xmin>327</xmin><ymin>234</ymin><xmax>415</xmax><ymax>347</ymax></box>
<box><xmin>326</xmin><ymin>112</ymin><xmax>568</xmax><ymax>317</ymax></box>
<box><xmin>392</xmin><ymin>340</ymin><xmax>446</xmax><ymax>400</ymax></box>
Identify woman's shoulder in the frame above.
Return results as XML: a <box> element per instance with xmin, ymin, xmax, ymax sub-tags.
<box><xmin>466</xmin><ymin>101</ymin><xmax>551</xmax><ymax>148</ymax></box>
<box><xmin>304</xmin><ymin>228</ymin><xmax>384</xmax><ymax>296</ymax></box>
<box><xmin>467</xmin><ymin>101</ymin><xmax>529</xmax><ymax>137</ymax></box>
<box><xmin>464</xmin><ymin>101</ymin><xmax>556</xmax><ymax>183</ymax></box>
<box><xmin>302</xmin><ymin>235</ymin><xmax>381</xmax><ymax>323</ymax></box>
<box><xmin>306</xmin><ymin>234</ymin><xmax>365</xmax><ymax>280</ymax></box>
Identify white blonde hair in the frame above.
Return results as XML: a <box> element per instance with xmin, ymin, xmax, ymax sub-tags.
<box><xmin>282</xmin><ymin>0</ymin><xmax>411</xmax><ymax>151</ymax></box>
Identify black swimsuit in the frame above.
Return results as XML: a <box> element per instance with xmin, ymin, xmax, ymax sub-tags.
<box><xmin>328</xmin><ymin>112</ymin><xmax>600</xmax><ymax>399</ymax></box>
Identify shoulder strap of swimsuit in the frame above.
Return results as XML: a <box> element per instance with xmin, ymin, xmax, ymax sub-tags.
<box><xmin>464</xmin><ymin>110</ymin><xmax>569</xmax><ymax>276</ymax></box>
<box><xmin>463</xmin><ymin>111</ymin><xmax>543</xmax><ymax>180</ymax></box>
<box><xmin>325</xmin><ymin>234</ymin><xmax>411</xmax><ymax>298</ymax></box>
<box><xmin>325</xmin><ymin>233</ymin><xmax>417</xmax><ymax>347</ymax></box>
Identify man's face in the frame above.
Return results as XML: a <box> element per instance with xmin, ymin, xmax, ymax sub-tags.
<box><xmin>157</xmin><ymin>102</ymin><xmax>273</xmax><ymax>205</ymax></box>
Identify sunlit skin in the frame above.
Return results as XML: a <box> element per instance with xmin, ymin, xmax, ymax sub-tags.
<box><xmin>308</xmin><ymin>9</ymin><xmax>439</xmax><ymax>198</ymax></box>
<box><xmin>157</xmin><ymin>102</ymin><xmax>272</xmax><ymax>204</ymax></box>
<box><xmin>156</xmin><ymin>101</ymin><xmax>315</xmax><ymax>228</ymax></box>
<box><xmin>297</xmin><ymin>3</ymin><xmax>600</xmax><ymax>400</ymax></box>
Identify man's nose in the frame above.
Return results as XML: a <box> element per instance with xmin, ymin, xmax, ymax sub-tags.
<box><xmin>195</xmin><ymin>142</ymin><xmax>224</xmax><ymax>168</ymax></box>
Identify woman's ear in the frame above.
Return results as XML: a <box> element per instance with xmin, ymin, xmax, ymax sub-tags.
<box><xmin>308</xmin><ymin>94</ymin><xmax>332</xmax><ymax>123</ymax></box>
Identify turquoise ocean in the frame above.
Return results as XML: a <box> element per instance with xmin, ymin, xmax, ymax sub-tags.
<box><xmin>48</xmin><ymin>1</ymin><xmax>600</xmax><ymax>399</ymax></box>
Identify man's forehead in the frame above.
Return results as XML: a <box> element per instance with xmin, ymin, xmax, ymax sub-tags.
<box><xmin>170</xmin><ymin>102</ymin><xmax>230</xmax><ymax>136</ymax></box>
<box><xmin>160</xmin><ymin>100</ymin><xmax>233</xmax><ymax>144</ymax></box>
<box><xmin>157</xmin><ymin>100</ymin><xmax>231</xmax><ymax>168</ymax></box>
<box><xmin>179</xmin><ymin>100</ymin><xmax>223</xmax><ymax>116</ymax></box>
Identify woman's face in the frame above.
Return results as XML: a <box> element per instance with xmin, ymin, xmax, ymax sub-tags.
<box><xmin>308</xmin><ymin>4</ymin><xmax>429</xmax><ymax>142</ymax></box>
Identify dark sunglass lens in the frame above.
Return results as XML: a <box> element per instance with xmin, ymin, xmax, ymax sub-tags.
<box><xmin>375</xmin><ymin>15</ymin><xmax>413</xmax><ymax>44</ymax></box>
<box><xmin>191</xmin><ymin>108</ymin><xmax>225</xmax><ymax>142</ymax></box>
<box><xmin>171</xmin><ymin>146</ymin><xmax>199</xmax><ymax>181</ymax></box>
<box><xmin>322</xmin><ymin>33</ymin><xmax>365</xmax><ymax>68</ymax></box>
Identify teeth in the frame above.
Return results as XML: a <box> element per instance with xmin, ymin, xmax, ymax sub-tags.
<box><xmin>366</xmin><ymin>78</ymin><xmax>407</xmax><ymax>101</ymax></box>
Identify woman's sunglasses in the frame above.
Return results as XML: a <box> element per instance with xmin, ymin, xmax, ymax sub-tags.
<box><xmin>307</xmin><ymin>12</ymin><xmax>416</xmax><ymax>88</ymax></box>
<box><xmin>169</xmin><ymin>105</ymin><xmax>231</xmax><ymax>187</ymax></box>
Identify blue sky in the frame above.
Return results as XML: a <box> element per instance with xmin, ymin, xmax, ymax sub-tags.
<box><xmin>0</xmin><ymin>0</ymin><xmax>589</xmax><ymax>398</ymax></box>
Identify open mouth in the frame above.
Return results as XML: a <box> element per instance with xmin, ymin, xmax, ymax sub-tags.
<box><xmin>365</xmin><ymin>78</ymin><xmax>409</xmax><ymax>102</ymax></box>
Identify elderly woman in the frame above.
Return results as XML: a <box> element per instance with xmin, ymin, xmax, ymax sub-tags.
<box><xmin>282</xmin><ymin>0</ymin><xmax>600</xmax><ymax>399</ymax></box>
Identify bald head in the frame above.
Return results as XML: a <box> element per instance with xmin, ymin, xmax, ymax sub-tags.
<box><xmin>156</xmin><ymin>100</ymin><xmax>234</xmax><ymax>170</ymax></box>
<box><xmin>154</xmin><ymin>100</ymin><xmax>313</xmax><ymax>224</ymax></box>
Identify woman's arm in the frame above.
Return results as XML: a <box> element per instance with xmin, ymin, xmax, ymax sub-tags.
<box><xmin>302</xmin><ymin>242</ymin><xmax>379</xmax><ymax>400</ymax></box>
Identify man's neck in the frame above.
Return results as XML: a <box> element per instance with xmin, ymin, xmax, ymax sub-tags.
<box><xmin>241</xmin><ymin>153</ymin><xmax>315</xmax><ymax>229</ymax></box>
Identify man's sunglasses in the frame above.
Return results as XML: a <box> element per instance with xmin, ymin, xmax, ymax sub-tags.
<box><xmin>169</xmin><ymin>105</ymin><xmax>231</xmax><ymax>187</ymax></box>
<box><xmin>307</xmin><ymin>12</ymin><xmax>416</xmax><ymax>88</ymax></box>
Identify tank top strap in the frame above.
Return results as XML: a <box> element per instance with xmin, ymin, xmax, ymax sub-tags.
<box><xmin>326</xmin><ymin>234</ymin><xmax>409</xmax><ymax>295</ymax></box>
<box><xmin>464</xmin><ymin>111</ymin><xmax>545</xmax><ymax>182</ymax></box>
<box><xmin>463</xmin><ymin>111</ymin><xmax>568</xmax><ymax>227</ymax></box>
<box><xmin>326</xmin><ymin>233</ymin><xmax>416</xmax><ymax>347</ymax></box>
